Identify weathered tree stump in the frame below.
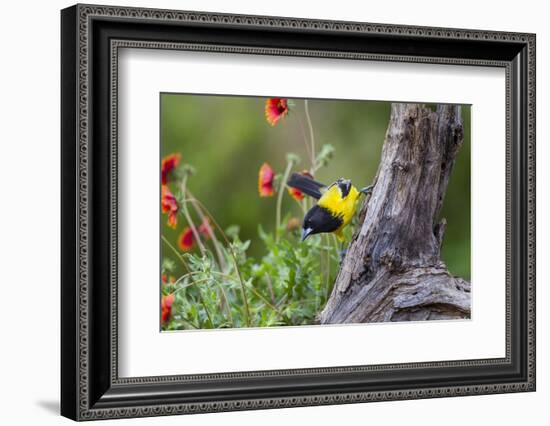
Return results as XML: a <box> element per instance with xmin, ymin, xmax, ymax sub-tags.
<box><xmin>319</xmin><ymin>103</ymin><xmax>471</xmax><ymax>324</ymax></box>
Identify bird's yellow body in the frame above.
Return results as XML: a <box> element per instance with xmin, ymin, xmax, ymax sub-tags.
<box><xmin>286</xmin><ymin>173</ymin><xmax>372</xmax><ymax>243</ymax></box>
<box><xmin>318</xmin><ymin>184</ymin><xmax>362</xmax><ymax>241</ymax></box>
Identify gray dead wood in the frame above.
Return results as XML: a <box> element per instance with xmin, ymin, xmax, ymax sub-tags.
<box><xmin>319</xmin><ymin>103</ymin><xmax>471</xmax><ymax>324</ymax></box>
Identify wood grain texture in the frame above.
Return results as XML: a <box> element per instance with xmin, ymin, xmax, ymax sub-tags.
<box><xmin>319</xmin><ymin>103</ymin><xmax>470</xmax><ymax>324</ymax></box>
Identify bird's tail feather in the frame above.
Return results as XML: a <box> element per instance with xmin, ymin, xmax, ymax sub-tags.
<box><xmin>287</xmin><ymin>173</ymin><xmax>326</xmax><ymax>199</ymax></box>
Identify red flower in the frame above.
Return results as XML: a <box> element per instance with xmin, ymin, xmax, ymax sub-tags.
<box><xmin>161</xmin><ymin>153</ymin><xmax>181</xmax><ymax>185</ymax></box>
<box><xmin>198</xmin><ymin>217</ymin><xmax>213</xmax><ymax>241</ymax></box>
<box><xmin>177</xmin><ymin>219</ymin><xmax>210</xmax><ymax>251</ymax></box>
<box><xmin>258</xmin><ymin>163</ymin><xmax>275</xmax><ymax>197</ymax></box>
<box><xmin>265</xmin><ymin>98</ymin><xmax>289</xmax><ymax>126</ymax></box>
<box><xmin>161</xmin><ymin>293</ymin><xmax>175</xmax><ymax>325</ymax></box>
<box><xmin>161</xmin><ymin>275</ymin><xmax>176</xmax><ymax>285</ymax></box>
<box><xmin>287</xmin><ymin>171</ymin><xmax>313</xmax><ymax>201</ymax></box>
<box><xmin>288</xmin><ymin>186</ymin><xmax>304</xmax><ymax>201</ymax></box>
<box><xmin>178</xmin><ymin>227</ymin><xmax>194</xmax><ymax>251</ymax></box>
<box><xmin>161</xmin><ymin>185</ymin><xmax>178</xmax><ymax>228</ymax></box>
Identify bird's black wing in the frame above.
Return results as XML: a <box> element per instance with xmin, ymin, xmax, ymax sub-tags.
<box><xmin>287</xmin><ymin>173</ymin><xmax>326</xmax><ymax>199</ymax></box>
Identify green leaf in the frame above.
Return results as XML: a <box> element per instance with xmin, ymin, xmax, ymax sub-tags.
<box><xmin>315</xmin><ymin>144</ymin><xmax>335</xmax><ymax>168</ymax></box>
<box><xmin>286</xmin><ymin>152</ymin><xmax>301</xmax><ymax>165</ymax></box>
<box><xmin>162</xmin><ymin>258</ymin><xmax>176</xmax><ymax>273</ymax></box>
<box><xmin>225</xmin><ymin>225</ymin><xmax>240</xmax><ymax>240</ymax></box>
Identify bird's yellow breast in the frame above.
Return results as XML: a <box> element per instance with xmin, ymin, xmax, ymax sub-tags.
<box><xmin>318</xmin><ymin>184</ymin><xmax>361</xmax><ymax>228</ymax></box>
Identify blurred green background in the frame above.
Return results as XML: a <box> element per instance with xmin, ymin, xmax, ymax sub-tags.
<box><xmin>161</xmin><ymin>94</ymin><xmax>471</xmax><ymax>280</ymax></box>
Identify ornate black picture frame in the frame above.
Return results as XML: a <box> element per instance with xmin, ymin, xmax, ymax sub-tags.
<box><xmin>61</xmin><ymin>4</ymin><xmax>536</xmax><ymax>421</ymax></box>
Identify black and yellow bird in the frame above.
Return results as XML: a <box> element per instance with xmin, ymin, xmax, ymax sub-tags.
<box><xmin>287</xmin><ymin>173</ymin><xmax>373</xmax><ymax>242</ymax></box>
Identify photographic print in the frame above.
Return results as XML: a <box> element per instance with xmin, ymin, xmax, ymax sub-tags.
<box><xmin>61</xmin><ymin>6</ymin><xmax>535</xmax><ymax>418</ymax></box>
<box><xmin>159</xmin><ymin>95</ymin><xmax>471</xmax><ymax>330</ymax></box>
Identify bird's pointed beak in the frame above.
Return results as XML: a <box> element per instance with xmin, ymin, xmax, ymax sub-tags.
<box><xmin>359</xmin><ymin>185</ymin><xmax>374</xmax><ymax>195</ymax></box>
<box><xmin>301</xmin><ymin>227</ymin><xmax>313</xmax><ymax>241</ymax></box>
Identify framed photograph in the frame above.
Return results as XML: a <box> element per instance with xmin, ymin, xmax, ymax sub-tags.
<box><xmin>61</xmin><ymin>4</ymin><xmax>536</xmax><ymax>421</ymax></box>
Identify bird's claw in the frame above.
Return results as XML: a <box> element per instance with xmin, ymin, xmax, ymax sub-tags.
<box><xmin>359</xmin><ymin>185</ymin><xmax>374</xmax><ymax>195</ymax></box>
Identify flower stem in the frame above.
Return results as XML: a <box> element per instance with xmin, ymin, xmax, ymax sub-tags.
<box><xmin>196</xmin><ymin>287</ymin><xmax>214</xmax><ymax>328</ymax></box>
<box><xmin>161</xmin><ymin>235</ymin><xmax>190</xmax><ymax>274</ymax></box>
<box><xmin>296</xmin><ymin>117</ymin><xmax>313</xmax><ymax>164</ymax></box>
<box><xmin>245</xmin><ymin>281</ymin><xmax>285</xmax><ymax>318</ymax></box>
<box><xmin>265</xmin><ymin>273</ymin><xmax>276</xmax><ymax>305</ymax></box>
<box><xmin>180</xmin><ymin>175</ymin><xmax>207</xmax><ymax>257</ymax></box>
<box><xmin>304</xmin><ymin>99</ymin><xmax>316</xmax><ymax>171</ymax></box>
<box><xmin>183</xmin><ymin>188</ymin><xmax>235</xmax><ymax>320</ymax></box>
<box><xmin>186</xmin><ymin>189</ymin><xmax>228</xmax><ymax>272</ymax></box>
<box><xmin>189</xmin><ymin>197</ymin><xmax>252</xmax><ymax>327</ymax></box>
<box><xmin>276</xmin><ymin>160</ymin><xmax>293</xmax><ymax>243</ymax></box>
<box><xmin>168</xmin><ymin>277</ymin><xmax>214</xmax><ymax>296</ymax></box>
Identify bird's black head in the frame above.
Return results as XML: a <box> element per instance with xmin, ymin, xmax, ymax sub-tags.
<box><xmin>301</xmin><ymin>205</ymin><xmax>343</xmax><ymax>241</ymax></box>
<box><xmin>301</xmin><ymin>211</ymin><xmax>319</xmax><ymax>241</ymax></box>
<box><xmin>335</xmin><ymin>178</ymin><xmax>351</xmax><ymax>198</ymax></box>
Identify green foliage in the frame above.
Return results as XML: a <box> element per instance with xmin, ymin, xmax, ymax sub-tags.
<box><xmin>315</xmin><ymin>144</ymin><xmax>335</xmax><ymax>169</ymax></box>
<box><xmin>162</xmin><ymin>222</ymin><xmax>337</xmax><ymax>330</ymax></box>
<box><xmin>286</xmin><ymin>152</ymin><xmax>301</xmax><ymax>165</ymax></box>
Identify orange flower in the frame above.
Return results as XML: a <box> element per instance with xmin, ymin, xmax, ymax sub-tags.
<box><xmin>287</xmin><ymin>171</ymin><xmax>313</xmax><ymax>201</ymax></box>
<box><xmin>161</xmin><ymin>275</ymin><xmax>176</xmax><ymax>285</ymax></box>
<box><xmin>161</xmin><ymin>153</ymin><xmax>181</xmax><ymax>185</ymax></box>
<box><xmin>161</xmin><ymin>293</ymin><xmax>175</xmax><ymax>325</ymax></box>
<box><xmin>161</xmin><ymin>185</ymin><xmax>178</xmax><ymax>228</ymax></box>
<box><xmin>198</xmin><ymin>217</ymin><xmax>213</xmax><ymax>241</ymax></box>
<box><xmin>178</xmin><ymin>227</ymin><xmax>194</xmax><ymax>251</ymax></box>
<box><xmin>265</xmin><ymin>98</ymin><xmax>289</xmax><ymax>126</ymax></box>
<box><xmin>258</xmin><ymin>163</ymin><xmax>275</xmax><ymax>197</ymax></box>
<box><xmin>288</xmin><ymin>186</ymin><xmax>304</xmax><ymax>201</ymax></box>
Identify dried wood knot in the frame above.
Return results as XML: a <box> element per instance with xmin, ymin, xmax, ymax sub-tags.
<box><xmin>379</xmin><ymin>250</ymin><xmax>403</xmax><ymax>271</ymax></box>
<box><xmin>392</xmin><ymin>160</ymin><xmax>409</xmax><ymax>172</ymax></box>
